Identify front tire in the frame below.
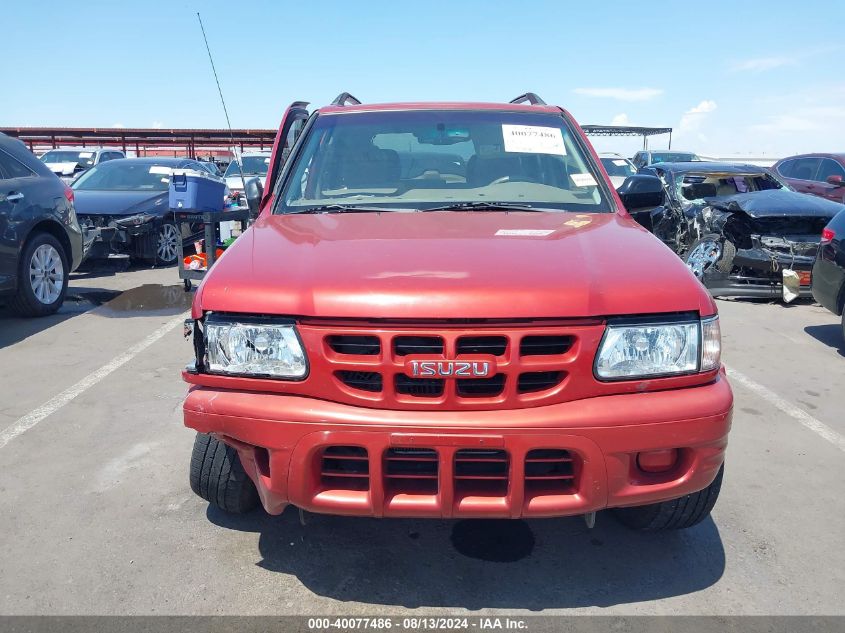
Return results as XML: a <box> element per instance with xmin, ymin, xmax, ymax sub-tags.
<box><xmin>685</xmin><ymin>234</ymin><xmax>736</xmax><ymax>281</ymax></box>
<box><xmin>9</xmin><ymin>232</ymin><xmax>69</xmax><ymax>317</ymax></box>
<box><xmin>614</xmin><ymin>465</ymin><xmax>724</xmax><ymax>531</ymax></box>
<box><xmin>189</xmin><ymin>433</ymin><xmax>259</xmax><ymax>514</ymax></box>
<box><xmin>154</xmin><ymin>223</ymin><xmax>181</xmax><ymax>266</ymax></box>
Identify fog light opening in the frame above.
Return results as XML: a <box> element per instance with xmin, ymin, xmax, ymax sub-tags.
<box><xmin>637</xmin><ymin>448</ymin><xmax>679</xmax><ymax>473</ymax></box>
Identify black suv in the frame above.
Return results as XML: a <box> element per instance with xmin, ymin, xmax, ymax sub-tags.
<box><xmin>0</xmin><ymin>133</ymin><xmax>84</xmax><ymax>316</ymax></box>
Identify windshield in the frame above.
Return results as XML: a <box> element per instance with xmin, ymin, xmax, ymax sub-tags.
<box><xmin>651</xmin><ymin>152</ymin><xmax>699</xmax><ymax>164</ymax></box>
<box><xmin>41</xmin><ymin>150</ymin><xmax>96</xmax><ymax>167</ymax></box>
<box><xmin>600</xmin><ymin>157</ymin><xmax>636</xmax><ymax>178</ymax></box>
<box><xmin>225</xmin><ymin>156</ymin><xmax>270</xmax><ymax>177</ymax></box>
<box><xmin>676</xmin><ymin>171</ymin><xmax>784</xmax><ymax>202</ymax></box>
<box><xmin>277</xmin><ymin>110</ymin><xmax>610</xmax><ymax>213</ymax></box>
<box><xmin>72</xmin><ymin>161</ymin><xmax>174</xmax><ymax>191</ymax></box>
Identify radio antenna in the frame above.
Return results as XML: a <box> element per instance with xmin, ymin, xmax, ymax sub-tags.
<box><xmin>197</xmin><ymin>12</ymin><xmax>245</xmax><ymax>192</ymax></box>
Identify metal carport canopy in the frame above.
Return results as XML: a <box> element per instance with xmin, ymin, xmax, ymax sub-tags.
<box><xmin>580</xmin><ymin>125</ymin><xmax>673</xmax><ymax>150</ymax></box>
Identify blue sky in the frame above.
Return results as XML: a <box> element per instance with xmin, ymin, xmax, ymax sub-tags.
<box><xmin>3</xmin><ymin>0</ymin><xmax>843</xmax><ymax>157</ymax></box>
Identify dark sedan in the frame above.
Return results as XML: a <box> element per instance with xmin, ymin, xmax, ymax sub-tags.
<box><xmin>0</xmin><ymin>133</ymin><xmax>84</xmax><ymax>316</ymax></box>
<box><xmin>812</xmin><ymin>209</ymin><xmax>845</xmax><ymax>340</ymax></box>
<box><xmin>73</xmin><ymin>157</ymin><xmax>214</xmax><ymax>265</ymax></box>
<box><xmin>626</xmin><ymin>161</ymin><xmax>845</xmax><ymax>300</ymax></box>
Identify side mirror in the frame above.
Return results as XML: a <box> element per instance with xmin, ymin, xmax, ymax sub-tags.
<box><xmin>826</xmin><ymin>174</ymin><xmax>844</xmax><ymax>187</ymax></box>
<box><xmin>617</xmin><ymin>174</ymin><xmax>665</xmax><ymax>210</ymax></box>
<box><xmin>244</xmin><ymin>177</ymin><xmax>264</xmax><ymax>217</ymax></box>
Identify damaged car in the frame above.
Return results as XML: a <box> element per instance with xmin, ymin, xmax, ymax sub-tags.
<box><xmin>73</xmin><ymin>157</ymin><xmax>210</xmax><ymax>265</ymax></box>
<box><xmin>623</xmin><ymin>161</ymin><xmax>845</xmax><ymax>300</ymax></box>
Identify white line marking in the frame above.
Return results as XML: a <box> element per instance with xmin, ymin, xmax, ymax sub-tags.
<box><xmin>727</xmin><ymin>366</ymin><xmax>845</xmax><ymax>453</ymax></box>
<box><xmin>0</xmin><ymin>314</ymin><xmax>187</xmax><ymax>450</ymax></box>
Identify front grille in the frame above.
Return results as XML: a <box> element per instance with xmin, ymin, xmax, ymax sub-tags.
<box><xmin>394</xmin><ymin>336</ymin><xmax>443</xmax><ymax>356</ymax></box>
<box><xmin>328</xmin><ymin>335</ymin><xmax>380</xmax><ymax>355</ymax></box>
<box><xmin>384</xmin><ymin>448</ymin><xmax>438</xmax><ymax>494</ymax></box>
<box><xmin>395</xmin><ymin>375</ymin><xmax>444</xmax><ymax>397</ymax></box>
<box><xmin>457</xmin><ymin>336</ymin><xmax>507</xmax><ymax>356</ymax></box>
<box><xmin>454</xmin><ymin>449</ymin><xmax>509</xmax><ymax>496</ymax></box>
<box><xmin>299</xmin><ymin>321</ymin><xmax>596</xmax><ymax>410</ymax></box>
<box><xmin>520</xmin><ymin>335</ymin><xmax>574</xmax><ymax>356</ymax></box>
<box><xmin>336</xmin><ymin>371</ymin><xmax>382</xmax><ymax>392</ymax></box>
<box><xmin>518</xmin><ymin>371</ymin><xmax>565</xmax><ymax>393</ymax></box>
<box><xmin>320</xmin><ymin>446</ymin><xmax>369</xmax><ymax>490</ymax></box>
<box><xmin>456</xmin><ymin>374</ymin><xmax>505</xmax><ymax>397</ymax></box>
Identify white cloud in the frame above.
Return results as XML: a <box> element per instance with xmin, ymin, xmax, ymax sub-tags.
<box><xmin>151</xmin><ymin>121</ymin><xmax>163</xmax><ymax>129</ymax></box>
<box><xmin>610</xmin><ymin>113</ymin><xmax>629</xmax><ymax>126</ymax></box>
<box><xmin>112</xmin><ymin>123</ymin><xmax>125</xmax><ymax>128</ymax></box>
<box><xmin>678</xmin><ymin>100</ymin><xmax>717</xmax><ymax>135</ymax></box>
<box><xmin>573</xmin><ymin>87</ymin><xmax>663</xmax><ymax>102</ymax></box>
<box><xmin>730</xmin><ymin>56</ymin><xmax>796</xmax><ymax>72</ymax></box>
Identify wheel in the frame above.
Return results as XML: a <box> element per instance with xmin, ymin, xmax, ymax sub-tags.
<box><xmin>614</xmin><ymin>465</ymin><xmax>724</xmax><ymax>531</ymax></box>
<box><xmin>9</xmin><ymin>232</ymin><xmax>69</xmax><ymax>317</ymax></box>
<box><xmin>189</xmin><ymin>433</ymin><xmax>259</xmax><ymax>514</ymax></box>
<box><xmin>685</xmin><ymin>233</ymin><xmax>736</xmax><ymax>280</ymax></box>
<box><xmin>155</xmin><ymin>223</ymin><xmax>181</xmax><ymax>266</ymax></box>
<box><xmin>183</xmin><ymin>279</ymin><xmax>192</xmax><ymax>292</ymax></box>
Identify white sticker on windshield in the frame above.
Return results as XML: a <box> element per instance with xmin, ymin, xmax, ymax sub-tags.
<box><xmin>570</xmin><ymin>173</ymin><xmax>597</xmax><ymax>187</ymax></box>
<box><xmin>612</xmin><ymin>159</ymin><xmax>628</xmax><ymax>167</ymax></box>
<box><xmin>79</xmin><ymin>152</ymin><xmax>94</xmax><ymax>158</ymax></box>
<box><xmin>149</xmin><ymin>166</ymin><xmax>173</xmax><ymax>175</ymax></box>
<box><xmin>502</xmin><ymin>125</ymin><xmax>566</xmax><ymax>156</ymax></box>
<box><xmin>495</xmin><ymin>229</ymin><xmax>555</xmax><ymax>237</ymax></box>
<box><xmin>264</xmin><ymin>158</ymin><xmax>270</xmax><ymax>164</ymax></box>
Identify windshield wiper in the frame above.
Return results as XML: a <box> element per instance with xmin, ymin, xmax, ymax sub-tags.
<box><xmin>422</xmin><ymin>201</ymin><xmax>550</xmax><ymax>212</ymax></box>
<box><xmin>287</xmin><ymin>204</ymin><xmax>406</xmax><ymax>214</ymax></box>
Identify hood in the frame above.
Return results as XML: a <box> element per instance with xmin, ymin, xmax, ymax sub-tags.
<box><xmin>196</xmin><ymin>211</ymin><xmax>715</xmax><ymax>320</ymax></box>
<box><xmin>45</xmin><ymin>162</ymin><xmax>80</xmax><ymax>176</ymax></box>
<box><xmin>73</xmin><ymin>190</ymin><xmax>168</xmax><ymax>216</ymax></box>
<box><xmin>225</xmin><ymin>175</ymin><xmax>267</xmax><ymax>190</ymax></box>
<box><xmin>705</xmin><ymin>189</ymin><xmax>844</xmax><ymax>219</ymax></box>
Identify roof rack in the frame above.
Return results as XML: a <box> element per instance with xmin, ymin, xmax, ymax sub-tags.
<box><xmin>331</xmin><ymin>92</ymin><xmax>362</xmax><ymax>106</ymax></box>
<box><xmin>509</xmin><ymin>92</ymin><xmax>546</xmax><ymax>106</ymax></box>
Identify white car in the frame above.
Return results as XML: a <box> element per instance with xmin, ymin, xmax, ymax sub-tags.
<box><xmin>598</xmin><ymin>152</ymin><xmax>638</xmax><ymax>189</ymax></box>
<box><xmin>224</xmin><ymin>152</ymin><xmax>271</xmax><ymax>200</ymax></box>
<box><xmin>40</xmin><ymin>147</ymin><xmax>125</xmax><ymax>183</ymax></box>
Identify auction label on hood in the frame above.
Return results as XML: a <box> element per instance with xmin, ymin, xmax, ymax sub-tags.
<box><xmin>502</xmin><ymin>125</ymin><xmax>566</xmax><ymax>156</ymax></box>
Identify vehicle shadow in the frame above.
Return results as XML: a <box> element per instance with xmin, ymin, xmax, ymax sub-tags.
<box><xmin>804</xmin><ymin>323</ymin><xmax>845</xmax><ymax>356</ymax></box>
<box><xmin>206</xmin><ymin>507</ymin><xmax>726</xmax><ymax>609</ymax></box>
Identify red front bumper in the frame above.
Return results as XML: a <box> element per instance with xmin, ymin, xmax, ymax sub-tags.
<box><xmin>182</xmin><ymin>370</ymin><xmax>732</xmax><ymax>518</ymax></box>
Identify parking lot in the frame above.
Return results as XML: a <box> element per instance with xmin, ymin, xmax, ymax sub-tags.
<box><xmin>0</xmin><ymin>264</ymin><xmax>842</xmax><ymax>616</ymax></box>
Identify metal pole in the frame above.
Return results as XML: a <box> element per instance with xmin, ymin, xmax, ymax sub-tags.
<box><xmin>668</xmin><ymin>130</ymin><xmax>672</xmax><ymax>150</ymax></box>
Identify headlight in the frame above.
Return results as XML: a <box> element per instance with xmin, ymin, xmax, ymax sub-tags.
<box><xmin>115</xmin><ymin>213</ymin><xmax>156</xmax><ymax>227</ymax></box>
<box><xmin>204</xmin><ymin>316</ymin><xmax>307</xmax><ymax>379</ymax></box>
<box><xmin>595</xmin><ymin>316</ymin><xmax>721</xmax><ymax>380</ymax></box>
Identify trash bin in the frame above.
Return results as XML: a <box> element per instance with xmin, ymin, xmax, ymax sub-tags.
<box><xmin>169</xmin><ymin>170</ymin><xmax>226</xmax><ymax>212</ymax></box>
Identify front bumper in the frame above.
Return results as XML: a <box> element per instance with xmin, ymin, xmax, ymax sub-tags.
<box><xmin>703</xmin><ymin>247</ymin><xmax>814</xmax><ymax>299</ymax></box>
<box><xmin>79</xmin><ymin>216</ymin><xmax>158</xmax><ymax>260</ymax></box>
<box><xmin>183</xmin><ymin>371</ymin><xmax>732</xmax><ymax>518</ymax></box>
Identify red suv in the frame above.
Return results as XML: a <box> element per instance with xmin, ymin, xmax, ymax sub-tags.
<box><xmin>773</xmin><ymin>153</ymin><xmax>845</xmax><ymax>203</ymax></box>
<box><xmin>182</xmin><ymin>93</ymin><xmax>732</xmax><ymax>532</ymax></box>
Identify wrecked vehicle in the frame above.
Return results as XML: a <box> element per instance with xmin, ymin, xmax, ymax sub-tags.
<box><xmin>181</xmin><ymin>93</ymin><xmax>732</xmax><ymax>533</ymax></box>
<box><xmin>625</xmin><ymin>161</ymin><xmax>845</xmax><ymax>300</ymax></box>
<box><xmin>73</xmin><ymin>158</ymin><xmax>211</xmax><ymax>265</ymax></box>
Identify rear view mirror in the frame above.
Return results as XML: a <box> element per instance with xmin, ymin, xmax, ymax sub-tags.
<box><xmin>826</xmin><ymin>174</ymin><xmax>844</xmax><ymax>187</ymax></box>
<box><xmin>244</xmin><ymin>177</ymin><xmax>264</xmax><ymax>217</ymax></box>
<box><xmin>617</xmin><ymin>174</ymin><xmax>665</xmax><ymax>210</ymax></box>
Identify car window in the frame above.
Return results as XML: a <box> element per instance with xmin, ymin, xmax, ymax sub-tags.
<box><xmin>600</xmin><ymin>157</ymin><xmax>636</xmax><ymax>178</ymax></box>
<box><xmin>776</xmin><ymin>159</ymin><xmax>796</xmax><ymax>178</ymax></box>
<box><xmin>816</xmin><ymin>158</ymin><xmax>845</xmax><ymax>182</ymax></box>
<box><xmin>40</xmin><ymin>150</ymin><xmax>96</xmax><ymax>168</ymax></box>
<box><xmin>282</xmin><ymin>118</ymin><xmax>306</xmax><ymax>162</ymax></box>
<box><xmin>0</xmin><ymin>149</ymin><xmax>36</xmax><ymax>179</ymax></box>
<box><xmin>790</xmin><ymin>157</ymin><xmax>821</xmax><ymax>181</ymax></box>
<box><xmin>677</xmin><ymin>171</ymin><xmax>783</xmax><ymax>201</ymax></box>
<box><xmin>225</xmin><ymin>156</ymin><xmax>270</xmax><ymax>178</ymax></box>
<box><xmin>279</xmin><ymin>109</ymin><xmax>610</xmax><ymax>213</ymax></box>
<box><xmin>72</xmin><ymin>161</ymin><xmax>174</xmax><ymax>191</ymax></box>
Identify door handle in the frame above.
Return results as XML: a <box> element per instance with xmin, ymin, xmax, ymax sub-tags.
<box><xmin>5</xmin><ymin>192</ymin><xmax>24</xmax><ymax>203</ymax></box>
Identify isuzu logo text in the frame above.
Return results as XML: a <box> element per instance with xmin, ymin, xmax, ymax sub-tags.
<box><xmin>407</xmin><ymin>360</ymin><xmax>493</xmax><ymax>378</ymax></box>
